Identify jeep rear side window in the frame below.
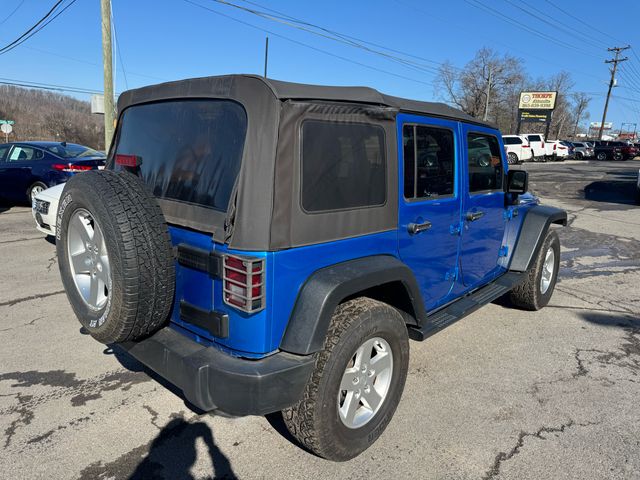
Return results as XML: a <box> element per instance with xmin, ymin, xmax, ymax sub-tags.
<box><xmin>114</xmin><ymin>99</ymin><xmax>247</xmax><ymax>212</ymax></box>
<box><xmin>467</xmin><ymin>133</ymin><xmax>503</xmax><ymax>193</ymax></box>
<box><xmin>528</xmin><ymin>135</ymin><xmax>541</xmax><ymax>142</ymax></box>
<box><xmin>301</xmin><ymin>120</ymin><xmax>385</xmax><ymax>212</ymax></box>
<box><xmin>402</xmin><ymin>124</ymin><xmax>455</xmax><ymax>200</ymax></box>
<box><xmin>503</xmin><ymin>137</ymin><xmax>522</xmax><ymax>145</ymax></box>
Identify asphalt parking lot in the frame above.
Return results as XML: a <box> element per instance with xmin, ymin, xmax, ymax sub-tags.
<box><xmin>1</xmin><ymin>160</ymin><xmax>639</xmax><ymax>480</ymax></box>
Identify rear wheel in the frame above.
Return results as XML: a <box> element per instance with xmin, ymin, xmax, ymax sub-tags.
<box><xmin>507</xmin><ymin>152</ymin><xmax>519</xmax><ymax>165</ymax></box>
<box><xmin>575</xmin><ymin>152</ymin><xmax>583</xmax><ymax>160</ymax></box>
<box><xmin>283</xmin><ymin>297</ymin><xmax>409</xmax><ymax>461</ymax></box>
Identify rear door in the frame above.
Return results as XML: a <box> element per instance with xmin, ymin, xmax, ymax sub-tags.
<box><xmin>458</xmin><ymin>126</ymin><xmax>507</xmax><ymax>289</ymax></box>
<box><xmin>397</xmin><ymin>114</ymin><xmax>462</xmax><ymax>311</ymax></box>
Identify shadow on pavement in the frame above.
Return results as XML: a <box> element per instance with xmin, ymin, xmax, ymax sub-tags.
<box><xmin>584</xmin><ymin>169</ymin><xmax>639</xmax><ymax>206</ymax></box>
<box><xmin>128</xmin><ymin>418</ymin><xmax>238</xmax><ymax>480</ymax></box>
<box><xmin>576</xmin><ymin>311</ymin><xmax>639</xmax><ymax>330</ymax></box>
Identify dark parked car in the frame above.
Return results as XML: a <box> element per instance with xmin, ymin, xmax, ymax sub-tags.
<box><xmin>0</xmin><ymin>141</ymin><xmax>105</xmax><ymax>203</ymax></box>
<box><xmin>592</xmin><ymin>140</ymin><xmax>637</xmax><ymax>161</ymax></box>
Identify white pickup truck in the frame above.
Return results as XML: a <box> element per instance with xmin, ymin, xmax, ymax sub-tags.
<box><xmin>524</xmin><ymin>134</ymin><xmax>548</xmax><ymax>161</ymax></box>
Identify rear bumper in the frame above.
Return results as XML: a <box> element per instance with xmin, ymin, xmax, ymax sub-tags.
<box><xmin>122</xmin><ymin>327</ymin><xmax>315</xmax><ymax>416</ymax></box>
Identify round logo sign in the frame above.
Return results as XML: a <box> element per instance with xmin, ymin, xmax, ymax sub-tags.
<box><xmin>522</xmin><ymin>94</ymin><xmax>531</xmax><ymax>104</ymax></box>
<box><xmin>0</xmin><ymin>123</ymin><xmax>12</xmax><ymax>134</ymax></box>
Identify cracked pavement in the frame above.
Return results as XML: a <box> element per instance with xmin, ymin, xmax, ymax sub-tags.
<box><xmin>1</xmin><ymin>159</ymin><xmax>639</xmax><ymax>479</ymax></box>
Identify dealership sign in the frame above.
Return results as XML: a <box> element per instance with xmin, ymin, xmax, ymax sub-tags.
<box><xmin>518</xmin><ymin>92</ymin><xmax>557</xmax><ymax>110</ymax></box>
<box><xmin>519</xmin><ymin>110</ymin><xmax>551</xmax><ymax>123</ymax></box>
<box><xmin>589</xmin><ymin>122</ymin><xmax>613</xmax><ymax>130</ymax></box>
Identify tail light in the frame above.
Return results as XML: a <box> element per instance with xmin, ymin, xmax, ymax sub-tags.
<box><xmin>52</xmin><ymin>163</ymin><xmax>93</xmax><ymax>172</ymax></box>
<box><xmin>116</xmin><ymin>154</ymin><xmax>142</xmax><ymax>167</ymax></box>
<box><xmin>553</xmin><ymin>144</ymin><xmax>557</xmax><ymax>151</ymax></box>
<box><xmin>223</xmin><ymin>254</ymin><xmax>265</xmax><ymax>313</ymax></box>
<box><xmin>522</xmin><ymin>144</ymin><xmax>530</xmax><ymax>148</ymax></box>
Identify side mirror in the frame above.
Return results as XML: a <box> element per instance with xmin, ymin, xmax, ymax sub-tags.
<box><xmin>506</xmin><ymin>169</ymin><xmax>528</xmax><ymax>195</ymax></box>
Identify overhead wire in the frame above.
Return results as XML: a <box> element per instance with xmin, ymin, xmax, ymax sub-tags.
<box><xmin>183</xmin><ymin>0</ymin><xmax>436</xmax><ymax>87</ymax></box>
<box><xmin>208</xmin><ymin>0</ymin><xmax>443</xmax><ymax>76</ymax></box>
<box><xmin>0</xmin><ymin>0</ymin><xmax>26</xmax><ymax>28</ymax></box>
<box><xmin>0</xmin><ymin>0</ymin><xmax>78</xmax><ymax>56</ymax></box>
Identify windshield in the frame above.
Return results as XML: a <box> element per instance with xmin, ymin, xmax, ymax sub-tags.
<box><xmin>47</xmin><ymin>143</ymin><xmax>106</xmax><ymax>159</ymax></box>
<box><xmin>113</xmin><ymin>99</ymin><xmax>247</xmax><ymax>212</ymax></box>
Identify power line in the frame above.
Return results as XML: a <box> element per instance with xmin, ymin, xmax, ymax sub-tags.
<box><xmin>110</xmin><ymin>4</ymin><xmax>129</xmax><ymax>89</ymax></box>
<box><xmin>0</xmin><ymin>0</ymin><xmax>78</xmax><ymax>56</ymax></box>
<box><xmin>208</xmin><ymin>0</ymin><xmax>442</xmax><ymax>76</ymax></box>
<box><xmin>505</xmin><ymin>0</ymin><xmax>608</xmax><ymax>51</ymax></box>
<box><xmin>183</xmin><ymin>0</ymin><xmax>436</xmax><ymax>87</ymax></box>
<box><xmin>0</xmin><ymin>0</ymin><xmax>26</xmax><ymax>27</ymax></box>
<box><xmin>543</xmin><ymin>0</ymin><xmax>624</xmax><ymax>46</ymax></box>
<box><xmin>464</xmin><ymin>0</ymin><xmax>601</xmax><ymax>60</ymax></box>
<box><xmin>0</xmin><ymin>77</ymin><xmax>108</xmax><ymax>95</ymax></box>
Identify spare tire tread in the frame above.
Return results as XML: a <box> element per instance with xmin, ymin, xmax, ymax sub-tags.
<box><xmin>57</xmin><ymin>170</ymin><xmax>175</xmax><ymax>344</ymax></box>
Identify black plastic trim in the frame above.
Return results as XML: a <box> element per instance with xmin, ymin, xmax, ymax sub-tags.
<box><xmin>122</xmin><ymin>327</ymin><xmax>315</xmax><ymax>415</ymax></box>
<box><xmin>176</xmin><ymin>243</ymin><xmax>222</xmax><ymax>278</ymax></box>
<box><xmin>180</xmin><ymin>301</ymin><xmax>229</xmax><ymax>339</ymax></box>
<box><xmin>508</xmin><ymin>204</ymin><xmax>567</xmax><ymax>272</ymax></box>
<box><xmin>280</xmin><ymin>255</ymin><xmax>426</xmax><ymax>355</ymax></box>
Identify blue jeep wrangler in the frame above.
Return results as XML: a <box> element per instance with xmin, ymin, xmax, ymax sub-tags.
<box><xmin>55</xmin><ymin>75</ymin><xmax>566</xmax><ymax>461</ymax></box>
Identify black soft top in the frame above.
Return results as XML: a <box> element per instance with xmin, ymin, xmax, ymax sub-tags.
<box><xmin>114</xmin><ymin>75</ymin><xmax>496</xmax><ymax>251</ymax></box>
<box><xmin>117</xmin><ymin>74</ymin><xmax>491</xmax><ymax>128</ymax></box>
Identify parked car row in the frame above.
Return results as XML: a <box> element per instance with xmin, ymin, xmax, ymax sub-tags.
<box><xmin>502</xmin><ymin>134</ymin><xmax>573</xmax><ymax>163</ymax></box>
<box><xmin>501</xmin><ymin>135</ymin><xmax>639</xmax><ymax>163</ymax></box>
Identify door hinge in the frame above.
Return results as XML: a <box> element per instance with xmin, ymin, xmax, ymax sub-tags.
<box><xmin>498</xmin><ymin>246</ymin><xmax>509</xmax><ymax>257</ymax></box>
<box><xmin>445</xmin><ymin>266</ymin><xmax>459</xmax><ymax>281</ymax></box>
<box><xmin>503</xmin><ymin>208</ymin><xmax>519</xmax><ymax>221</ymax></box>
<box><xmin>450</xmin><ymin>222</ymin><xmax>462</xmax><ymax>236</ymax></box>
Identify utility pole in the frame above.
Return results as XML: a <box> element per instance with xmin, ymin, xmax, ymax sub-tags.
<box><xmin>263</xmin><ymin>36</ymin><xmax>269</xmax><ymax>79</ymax></box>
<box><xmin>597</xmin><ymin>45</ymin><xmax>630</xmax><ymax>140</ymax></box>
<box><xmin>483</xmin><ymin>66</ymin><xmax>492</xmax><ymax>122</ymax></box>
<box><xmin>100</xmin><ymin>0</ymin><xmax>114</xmax><ymax>151</ymax></box>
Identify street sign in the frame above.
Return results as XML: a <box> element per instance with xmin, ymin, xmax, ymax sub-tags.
<box><xmin>589</xmin><ymin>122</ymin><xmax>613</xmax><ymax>130</ymax></box>
<box><xmin>91</xmin><ymin>94</ymin><xmax>105</xmax><ymax>114</ymax></box>
<box><xmin>0</xmin><ymin>120</ymin><xmax>15</xmax><ymax>125</ymax></box>
<box><xmin>0</xmin><ymin>123</ymin><xmax>12</xmax><ymax>134</ymax></box>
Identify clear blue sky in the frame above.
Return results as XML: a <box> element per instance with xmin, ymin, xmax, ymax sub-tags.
<box><xmin>1</xmin><ymin>0</ymin><xmax>640</xmax><ymax>131</ymax></box>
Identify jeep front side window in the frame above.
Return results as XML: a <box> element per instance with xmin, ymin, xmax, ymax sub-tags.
<box><xmin>402</xmin><ymin>124</ymin><xmax>454</xmax><ymax>200</ymax></box>
<box><xmin>467</xmin><ymin>133</ymin><xmax>503</xmax><ymax>193</ymax></box>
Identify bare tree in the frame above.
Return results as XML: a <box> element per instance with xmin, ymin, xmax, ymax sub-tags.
<box><xmin>435</xmin><ymin>47</ymin><xmax>525</xmax><ymax>130</ymax></box>
<box><xmin>0</xmin><ymin>85</ymin><xmax>104</xmax><ymax>149</ymax></box>
<box><xmin>571</xmin><ymin>92</ymin><xmax>591</xmax><ymax>138</ymax></box>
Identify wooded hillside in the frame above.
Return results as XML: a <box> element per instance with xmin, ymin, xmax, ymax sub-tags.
<box><xmin>0</xmin><ymin>85</ymin><xmax>104</xmax><ymax>149</ymax></box>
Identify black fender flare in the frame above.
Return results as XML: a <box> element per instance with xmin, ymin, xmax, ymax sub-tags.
<box><xmin>508</xmin><ymin>204</ymin><xmax>567</xmax><ymax>272</ymax></box>
<box><xmin>279</xmin><ymin>255</ymin><xmax>425</xmax><ymax>356</ymax></box>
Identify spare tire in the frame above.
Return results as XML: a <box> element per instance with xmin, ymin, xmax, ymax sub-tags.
<box><xmin>56</xmin><ymin>170</ymin><xmax>175</xmax><ymax>344</ymax></box>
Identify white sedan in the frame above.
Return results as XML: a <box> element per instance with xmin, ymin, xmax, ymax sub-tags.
<box><xmin>32</xmin><ymin>183</ymin><xmax>64</xmax><ymax>236</ymax></box>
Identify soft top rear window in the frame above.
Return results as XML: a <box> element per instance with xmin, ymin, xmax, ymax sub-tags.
<box><xmin>113</xmin><ymin>99</ymin><xmax>247</xmax><ymax>212</ymax></box>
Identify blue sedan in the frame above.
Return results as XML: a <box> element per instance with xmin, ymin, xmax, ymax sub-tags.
<box><xmin>0</xmin><ymin>141</ymin><xmax>106</xmax><ymax>204</ymax></box>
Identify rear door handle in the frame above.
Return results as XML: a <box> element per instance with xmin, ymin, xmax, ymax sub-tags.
<box><xmin>466</xmin><ymin>211</ymin><xmax>485</xmax><ymax>222</ymax></box>
<box><xmin>407</xmin><ymin>221</ymin><xmax>432</xmax><ymax>235</ymax></box>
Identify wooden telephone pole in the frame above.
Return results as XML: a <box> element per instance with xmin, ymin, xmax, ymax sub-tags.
<box><xmin>597</xmin><ymin>46</ymin><xmax>629</xmax><ymax>140</ymax></box>
<box><xmin>100</xmin><ymin>0</ymin><xmax>114</xmax><ymax>151</ymax></box>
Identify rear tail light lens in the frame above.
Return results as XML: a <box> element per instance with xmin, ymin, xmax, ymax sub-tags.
<box><xmin>223</xmin><ymin>254</ymin><xmax>265</xmax><ymax>313</ymax></box>
<box><xmin>115</xmin><ymin>154</ymin><xmax>142</xmax><ymax>167</ymax></box>
<box><xmin>522</xmin><ymin>144</ymin><xmax>530</xmax><ymax>148</ymax></box>
<box><xmin>52</xmin><ymin>163</ymin><xmax>93</xmax><ymax>172</ymax></box>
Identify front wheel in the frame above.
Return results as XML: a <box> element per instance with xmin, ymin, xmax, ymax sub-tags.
<box><xmin>596</xmin><ymin>152</ymin><xmax>607</xmax><ymax>161</ymax></box>
<box><xmin>509</xmin><ymin>230</ymin><xmax>560</xmax><ymax>311</ymax></box>
<box><xmin>283</xmin><ymin>298</ymin><xmax>409</xmax><ymax>461</ymax></box>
